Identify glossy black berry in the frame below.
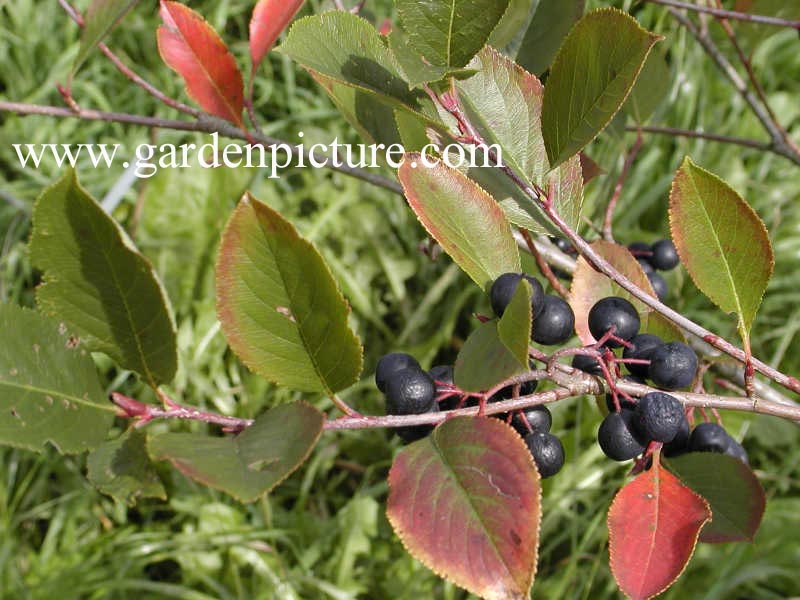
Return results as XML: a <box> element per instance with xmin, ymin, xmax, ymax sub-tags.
<box><xmin>688</xmin><ymin>422</ymin><xmax>731</xmax><ymax>454</ymax></box>
<box><xmin>375</xmin><ymin>353</ymin><xmax>420</xmax><ymax>392</ymax></box>
<box><xmin>628</xmin><ymin>241</ymin><xmax>652</xmax><ymax>259</ymax></box>
<box><xmin>598</xmin><ymin>409</ymin><xmax>645</xmax><ymax>461</ymax></box>
<box><xmin>524</xmin><ymin>431</ymin><xmax>565</xmax><ymax>478</ymax></box>
<box><xmin>650</xmin><ymin>239</ymin><xmax>680</xmax><ymax>271</ymax></box>
<box><xmin>385</xmin><ymin>368</ymin><xmax>436</xmax><ymax>415</ymax></box>
<box><xmin>532</xmin><ymin>295</ymin><xmax>575</xmax><ymax>345</ymax></box>
<box><xmin>588</xmin><ymin>296</ymin><xmax>640</xmax><ymax>347</ymax></box>
<box><xmin>550</xmin><ymin>236</ymin><xmax>575</xmax><ymax>254</ymax></box>
<box><xmin>647</xmin><ymin>272</ymin><xmax>668</xmax><ymax>301</ymax></box>
<box><xmin>396</xmin><ymin>403</ymin><xmax>438</xmax><ymax>443</ymax></box>
<box><xmin>572</xmin><ymin>353</ymin><xmax>603</xmax><ymax>375</ymax></box>
<box><xmin>663</xmin><ymin>417</ymin><xmax>691</xmax><ymax>457</ymax></box>
<box><xmin>634</xmin><ymin>392</ymin><xmax>686</xmax><ymax>443</ymax></box>
<box><xmin>637</xmin><ymin>258</ymin><xmax>655</xmax><ymax>275</ymax></box>
<box><xmin>428</xmin><ymin>365</ymin><xmax>454</xmax><ymax>387</ymax></box>
<box><xmin>512</xmin><ymin>406</ymin><xmax>552</xmax><ymax>435</ymax></box>
<box><xmin>623</xmin><ymin>333</ymin><xmax>664</xmax><ymax>378</ymax></box>
<box><xmin>490</xmin><ymin>273</ymin><xmax>545</xmax><ymax>319</ymax></box>
<box><xmin>648</xmin><ymin>342</ymin><xmax>697</xmax><ymax>390</ymax></box>
<box><xmin>726</xmin><ymin>439</ymin><xmax>749</xmax><ymax>464</ymax></box>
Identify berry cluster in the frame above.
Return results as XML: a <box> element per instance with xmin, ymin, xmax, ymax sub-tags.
<box><xmin>490</xmin><ymin>272</ymin><xmax>575</xmax><ymax>345</ymax></box>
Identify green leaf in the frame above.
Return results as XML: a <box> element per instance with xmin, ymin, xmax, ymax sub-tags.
<box><xmin>666</xmin><ymin>452</ymin><xmax>766</xmax><ymax>543</ymax></box>
<box><xmin>387</xmin><ymin>417</ymin><xmax>540</xmax><ymax>600</ymax></box>
<box><xmin>457</xmin><ymin>47</ymin><xmax>584</xmax><ymax>234</ymax></box>
<box><xmin>570</xmin><ymin>240</ymin><xmax>684</xmax><ymax>345</ymax></box>
<box><xmin>395</xmin><ymin>0</ymin><xmax>511</xmax><ymax>71</ymax></box>
<box><xmin>488</xmin><ymin>0</ymin><xmax>537</xmax><ymax>50</ymax></box>
<box><xmin>398</xmin><ymin>155</ymin><xmax>520</xmax><ymax>292</ymax></box>
<box><xmin>29</xmin><ymin>170</ymin><xmax>178</xmax><ymax>387</ymax></box>
<box><xmin>148</xmin><ymin>402</ymin><xmax>324</xmax><ymax>503</ymax></box>
<box><xmin>669</xmin><ymin>157</ymin><xmax>774</xmax><ymax>336</ymax></box>
<box><xmin>73</xmin><ymin>0</ymin><xmax>140</xmax><ymax>75</ymax></box>
<box><xmin>87</xmin><ymin>429</ymin><xmax>166</xmax><ymax>505</ymax></box>
<box><xmin>454</xmin><ymin>319</ymin><xmax>528</xmax><ymax>392</ymax></box>
<box><xmin>623</xmin><ymin>48</ymin><xmax>671</xmax><ymax>124</ymax></box>
<box><xmin>497</xmin><ymin>279</ymin><xmax>533</xmax><ymax>366</ymax></box>
<box><xmin>541</xmin><ymin>8</ymin><xmax>661</xmax><ymax>167</ymax></box>
<box><xmin>388</xmin><ymin>28</ymin><xmax>450</xmax><ymax>88</ymax></box>
<box><xmin>215</xmin><ymin>193</ymin><xmax>363</xmax><ymax>394</ymax></box>
<box><xmin>277</xmin><ymin>12</ymin><xmax>425</xmax><ymax>110</ymax></box>
<box><xmin>0</xmin><ymin>303</ymin><xmax>114</xmax><ymax>453</ymax></box>
<box><xmin>516</xmin><ymin>0</ymin><xmax>584</xmax><ymax>76</ymax></box>
<box><xmin>735</xmin><ymin>0</ymin><xmax>800</xmax><ymax>51</ymax></box>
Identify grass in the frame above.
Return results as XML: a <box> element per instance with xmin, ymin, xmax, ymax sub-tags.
<box><xmin>1</xmin><ymin>0</ymin><xmax>799</xmax><ymax>598</ymax></box>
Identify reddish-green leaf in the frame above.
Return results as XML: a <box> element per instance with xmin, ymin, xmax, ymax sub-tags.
<box><xmin>73</xmin><ymin>0</ymin><xmax>140</xmax><ymax>75</ymax></box>
<box><xmin>148</xmin><ymin>402</ymin><xmax>324</xmax><ymax>503</ymax></box>
<box><xmin>569</xmin><ymin>240</ymin><xmax>683</xmax><ymax>345</ymax></box>
<box><xmin>215</xmin><ymin>193</ymin><xmax>363</xmax><ymax>394</ymax></box>
<box><xmin>249</xmin><ymin>0</ymin><xmax>305</xmax><ymax>76</ymax></box>
<box><xmin>666</xmin><ymin>453</ymin><xmax>766</xmax><ymax>544</ymax></box>
<box><xmin>541</xmin><ymin>8</ymin><xmax>661</xmax><ymax>167</ymax></box>
<box><xmin>669</xmin><ymin>157</ymin><xmax>774</xmax><ymax>338</ymax></box>
<box><xmin>608</xmin><ymin>456</ymin><xmax>711</xmax><ymax>600</ymax></box>
<box><xmin>388</xmin><ymin>417</ymin><xmax>540</xmax><ymax>600</ymax></box>
<box><xmin>157</xmin><ymin>0</ymin><xmax>244</xmax><ymax>127</ymax></box>
<box><xmin>457</xmin><ymin>47</ymin><xmax>585</xmax><ymax>235</ymax></box>
<box><xmin>398</xmin><ymin>155</ymin><xmax>520</xmax><ymax>292</ymax></box>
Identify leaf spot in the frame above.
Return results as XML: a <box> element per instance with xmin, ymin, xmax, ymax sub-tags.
<box><xmin>275</xmin><ymin>306</ymin><xmax>296</xmax><ymax>322</ymax></box>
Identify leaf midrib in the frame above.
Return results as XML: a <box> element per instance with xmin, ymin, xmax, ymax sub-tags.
<box><xmin>0</xmin><ymin>379</ymin><xmax>116</xmax><ymax>413</ymax></box>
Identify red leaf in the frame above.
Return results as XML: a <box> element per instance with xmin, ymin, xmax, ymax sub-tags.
<box><xmin>579</xmin><ymin>151</ymin><xmax>603</xmax><ymax>184</ymax></box>
<box><xmin>157</xmin><ymin>1</ymin><xmax>244</xmax><ymax>126</ymax></box>
<box><xmin>387</xmin><ymin>417</ymin><xmax>540</xmax><ymax>600</ymax></box>
<box><xmin>608</xmin><ymin>456</ymin><xmax>711</xmax><ymax>600</ymax></box>
<box><xmin>249</xmin><ymin>0</ymin><xmax>305</xmax><ymax>75</ymax></box>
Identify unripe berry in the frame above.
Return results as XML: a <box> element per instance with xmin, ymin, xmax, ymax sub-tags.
<box><xmin>598</xmin><ymin>409</ymin><xmax>645</xmax><ymax>461</ymax></box>
<box><xmin>623</xmin><ymin>333</ymin><xmax>664</xmax><ymax>378</ymax></box>
<box><xmin>588</xmin><ymin>296</ymin><xmax>640</xmax><ymax>347</ymax></box>
<box><xmin>650</xmin><ymin>239</ymin><xmax>680</xmax><ymax>271</ymax></box>
<box><xmin>648</xmin><ymin>342</ymin><xmax>697</xmax><ymax>390</ymax></box>
<box><xmin>490</xmin><ymin>273</ymin><xmax>545</xmax><ymax>319</ymax></box>
<box><xmin>634</xmin><ymin>392</ymin><xmax>686</xmax><ymax>443</ymax></box>
<box><xmin>385</xmin><ymin>368</ymin><xmax>436</xmax><ymax>415</ymax></box>
<box><xmin>524</xmin><ymin>431</ymin><xmax>565</xmax><ymax>478</ymax></box>
<box><xmin>375</xmin><ymin>352</ymin><xmax>419</xmax><ymax>392</ymax></box>
<box><xmin>532</xmin><ymin>295</ymin><xmax>575</xmax><ymax>345</ymax></box>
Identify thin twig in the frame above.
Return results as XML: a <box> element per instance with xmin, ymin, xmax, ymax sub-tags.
<box><xmin>57</xmin><ymin>0</ymin><xmax>200</xmax><ymax>116</ymax></box>
<box><xmin>520</xmin><ymin>228</ymin><xmax>569</xmax><ymax>298</ymax></box>
<box><xmin>644</xmin><ymin>0</ymin><xmax>800</xmax><ymax>29</ymax></box>
<box><xmin>603</xmin><ymin>130</ymin><xmax>643</xmax><ymax>242</ymax></box>
<box><xmin>0</xmin><ymin>101</ymin><xmax>404</xmax><ymax>194</ymax></box>
<box><xmin>664</xmin><ymin>7</ymin><xmax>800</xmax><ymax>166</ymax></box>
<box><xmin>628</xmin><ymin>125</ymin><xmax>771</xmax><ymax>151</ymax></box>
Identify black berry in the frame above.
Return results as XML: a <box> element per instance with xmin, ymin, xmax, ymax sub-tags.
<box><xmin>598</xmin><ymin>409</ymin><xmax>645</xmax><ymax>461</ymax></box>
<box><xmin>628</xmin><ymin>241</ymin><xmax>652</xmax><ymax>260</ymax></box>
<box><xmin>572</xmin><ymin>353</ymin><xmax>602</xmax><ymax>375</ymax></box>
<box><xmin>634</xmin><ymin>392</ymin><xmax>686</xmax><ymax>443</ymax></box>
<box><xmin>688</xmin><ymin>422</ymin><xmax>731</xmax><ymax>454</ymax></box>
<box><xmin>512</xmin><ymin>406</ymin><xmax>552</xmax><ymax>435</ymax></box>
<box><xmin>588</xmin><ymin>296</ymin><xmax>640</xmax><ymax>347</ymax></box>
<box><xmin>524</xmin><ymin>432</ymin><xmax>565</xmax><ymax>478</ymax></box>
<box><xmin>396</xmin><ymin>402</ymin><xmax>439</xmax><ymax>443</ymax></box>
<box><xmin>428</xmin><ymin>365</ymin><xmax>454</xmax><ymax>387</ymax></box>
<box><xmin>375</xmin><ymin>353</ymin><xmax>420</xmax><ymax>392</ymax></box>
<box><xmin>637</xmin><ymin>258</ymin><xmax>655</xmax><ymax>275</ymax></box>
<box><xmin>648</xmin><ymin>342</ymin><xmax>697</xmax><ymax>390</ymax></box>
<box><xmin>385</xmin><ymin>368</ymin><xmax>436</xmax><ymax>415</ymax></box>
<box><xmin>663</xmin><ymin>417</ymin><xmax>691</xmax><ymax>457</ymax></box>
<box><xmin>623</xmin><ymin>333</ymin><xmax>664</xmax><ymax>378</ymax></box>
<box><xmin>650</xmin><ymin>239</ymin><xmax>680</xmax><ymax>271</ymax></box>
<box><xmin>726</xmin><ymin>439</ymin><xmax>749</xmax><ymax>464</ymax></box>
<box><xmin>532</xmin><ymin>295</ymin><xmax>575</xmax><ymax>345</ymax></box>
<box><xmin>490</xmin><ymin>273</ymin><xmax>545</xmax><ymax>319</ymax></box>
<box><xmin>647</xmin><ymin>272</ymin><xmax>668</xmax><ymax>301</ymax></box>
<box><xmin>550</xmin><ymin>236</ymin><xmax>575</xmax><ymax>254</ymax></box>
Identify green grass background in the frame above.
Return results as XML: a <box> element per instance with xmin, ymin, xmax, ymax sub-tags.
<box><xmin>1</xmin><ymin>0</ymin><xmax>799</xmax><ymax>598</ymax></box>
